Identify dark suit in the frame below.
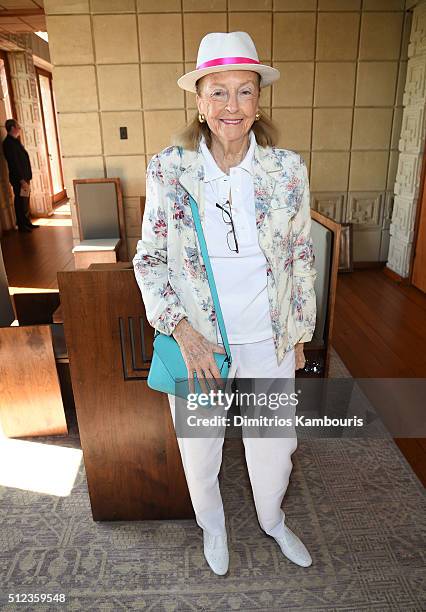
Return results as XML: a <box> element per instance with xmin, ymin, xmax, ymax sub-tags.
<box><xmin>2</xmin><ymin>133</ymin><xmax>33</xmax><ymax>229</ymax></box>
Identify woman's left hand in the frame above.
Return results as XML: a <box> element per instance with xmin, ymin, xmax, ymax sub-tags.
<box><xmin>294</xmin><ymin>343</ymin><xmax>306</xmax><ymax>371</ymax></box>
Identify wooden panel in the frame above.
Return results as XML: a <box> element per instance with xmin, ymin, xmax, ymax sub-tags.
<box><xmin>52</xmin><ymin>304</ymin><xmax>63</xmax><ymax>323</ymax></box>
<box><xmin>0</xmin><ymin>325</ymin><xmax>67</xmax><ymax>437</ymax></box>
<box><xmin>73</xmin><ymin>248</ymin><xmax>118</xmax><ymax>269</ymax></box>
<box><xmin>57</xmin><ymin>267</ymin><xmax>193</xmax><ymax>521</ymax></box>
<box><xmin>0</xmin><ymin>242</ymin><xmax>15</xmax><ymax>327</ymax></box>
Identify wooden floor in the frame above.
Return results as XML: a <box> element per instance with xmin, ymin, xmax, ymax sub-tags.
<box><xmin>333</xmin><ymin>267</ymin><xmax>426</xmax><ymax>486</ymax></box>
<box><xmin>1</xmin><ymin>211</ymin><xmax>425</xmax><ymax>486</ymax></box>
<box><xmin>333</xmin><ymin>267</ymin><xmax>426</xmax><ymax>377</ymax></box>
<box><xmin>0</xmin><ymin>202</ymin><xmax>74</xmax><ymax>292</ymax></box>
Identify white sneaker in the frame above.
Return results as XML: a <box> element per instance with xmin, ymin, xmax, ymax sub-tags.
<box><xmin>274</xmin><ymin>524</ymin><xmax>312</xmax><ymax>567</ymax></box>
<box><xmin>203</xmin><ymin>530</ymin><xmax>229</xmax><ymax>575</ymax></box>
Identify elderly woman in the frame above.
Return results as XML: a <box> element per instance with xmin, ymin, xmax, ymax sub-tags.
<box><xmin>133</xmin><ymin>31</ymin><xmax>317</xmax><ymax>576</ymax></box>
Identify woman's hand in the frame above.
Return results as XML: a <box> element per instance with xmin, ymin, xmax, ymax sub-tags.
<box><xmin>173</xmin><ymin>318</ymin><xmax>227</xmax><ymax>393</ymax></box>
<box><xmin>294</xmin><ymin>342</ymin><xmax>306</xmax><ymax>371</ymax></box>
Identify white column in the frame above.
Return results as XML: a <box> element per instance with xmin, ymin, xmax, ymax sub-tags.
<box><xmin>388</xmin><ymin>1</ymin><xmax>426</xmax><ymax>277</ymax></box>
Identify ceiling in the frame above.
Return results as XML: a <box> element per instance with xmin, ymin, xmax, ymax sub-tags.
<box><xmin>0</xmin><ymin>1</ymin><xmax>45</xmax><ymax>34</ymax></box>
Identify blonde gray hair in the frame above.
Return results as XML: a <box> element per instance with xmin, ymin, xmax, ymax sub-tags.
<box><xmin>172</xmin><ymin>72</ymin><xmax>280</xmax><ymax>151</ymax></box>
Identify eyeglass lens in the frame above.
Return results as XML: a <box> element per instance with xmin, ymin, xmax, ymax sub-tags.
<box><xmin>206</xmin><ymin>88</ymin><xmax>257</xmax><ymax>103</ymax></box>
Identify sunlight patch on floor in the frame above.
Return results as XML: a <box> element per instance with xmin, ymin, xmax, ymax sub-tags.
<box><xmin>30</xmin><ymin>218</ymin><xmax>72</xmax><ymax>227</ymax></box>
<box><xmin>52</xmin><ymin>202</ymin><xmax>70</xmax><ymax>215</ymax></box>
<box><xmin>0</xmin><ymin>437</ymin><xmax>82</xmax><ymax>497</ymax></box>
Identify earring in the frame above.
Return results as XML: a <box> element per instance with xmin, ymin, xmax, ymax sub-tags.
<box><xmin>198</xmin><ymin>113</ymin><xmax>205</xmax><ymax>123</ymax></box>
<box><xmin>255</xmin><ymin>111</ymin><xmax>260</xmax><ymax>121</ymax></box>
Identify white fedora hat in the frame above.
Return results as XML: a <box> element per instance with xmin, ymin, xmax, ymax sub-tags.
<box><xmin>177</xmin><ymin>31</ymin><xmax>280</xmax><ymax>93</ymax></box>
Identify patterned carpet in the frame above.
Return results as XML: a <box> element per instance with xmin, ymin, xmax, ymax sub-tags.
<box><xmin>0</xmin><ymin>347</ymin><xmax>425</xmax><ymax>611</ymax></box>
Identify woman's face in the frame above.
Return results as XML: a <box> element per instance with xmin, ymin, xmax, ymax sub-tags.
<box><xmin>196</xmin><ymin>70</ymin><xmax>260</xmax><ymax>145</ymax></box>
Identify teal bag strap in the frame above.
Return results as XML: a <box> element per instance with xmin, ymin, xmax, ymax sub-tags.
<box><xmin>188</xmin><ymin>193</ymin><xmax>231</xmax><ymax>363</ymax></box>
<box><xmin>178</xmin><ymin>145</ymin><xmax>232</xmax><ymax>364</ymax></box>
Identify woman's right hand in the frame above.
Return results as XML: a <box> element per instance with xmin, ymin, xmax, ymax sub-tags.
<box><xmin>173</xmin><ymin>318</ymin><xmax>227</xmax><ymax>393</ymax></box>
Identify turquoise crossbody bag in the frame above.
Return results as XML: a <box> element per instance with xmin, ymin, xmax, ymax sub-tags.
<box><xmin>147</xmin><ymin>160</ymin><xmax>232</xmax><ymax>399</ymax></box>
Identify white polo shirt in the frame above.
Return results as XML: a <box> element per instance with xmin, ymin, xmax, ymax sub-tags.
<box><xmin>199</xmin><ymin>129</ymin><xmax>273</xmax><ymax>344</ymax></box>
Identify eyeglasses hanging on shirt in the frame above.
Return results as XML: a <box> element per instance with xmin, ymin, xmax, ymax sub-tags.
<box><xmin>216</xmin><ymin>200</ymin><xmax>239</xmax><ymax>254</ymax></box>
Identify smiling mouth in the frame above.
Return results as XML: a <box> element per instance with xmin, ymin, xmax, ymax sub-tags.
<box><xmin>220</xmin><ymin>119</ymin><xmax>243</xmax><ymax>125</ymax></box>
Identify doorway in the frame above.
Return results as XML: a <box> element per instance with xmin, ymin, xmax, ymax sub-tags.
<box><xmin>0</xmin><ymin>51</ymin><xmax>14</xmax><ymax>123</ymax></box>
<box><xmin>35</xmin><ymin>67</ymin><xmax>66</xmax><ymax>205</ymax></box>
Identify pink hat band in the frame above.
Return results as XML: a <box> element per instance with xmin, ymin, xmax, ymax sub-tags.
<box><xmin>197</xmin><ymin>56</ymin><xmax>261</xmax><ymax>70</ymax></box>
<box><xmin>177</xmin><ymin>32</ymin><xmax>280</xmax><ymax>92</ymax></box>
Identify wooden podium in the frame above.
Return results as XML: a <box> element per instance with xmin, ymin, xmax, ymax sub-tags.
<box><xmin>57</xmin><ymin>263</ymin><xmax>194</xmax><ymax>521</ymax></box>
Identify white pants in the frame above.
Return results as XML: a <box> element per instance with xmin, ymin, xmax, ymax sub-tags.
<box><xmin>167</xmin><ymin>336</ymin><xmax>297</xmax><ymax>539</ymax></box>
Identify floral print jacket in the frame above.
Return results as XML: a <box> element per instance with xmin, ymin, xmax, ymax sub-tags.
<box><xmin>132</xmin><ymin>140</ymin><xmax>317</xmax><ymax>367</ymax></box>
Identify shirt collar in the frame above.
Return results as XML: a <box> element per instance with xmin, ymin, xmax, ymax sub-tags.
<box><xmin>200</xmin><ymin>129</ymin><xmax>256</xmax><ymax>182</ymax></box>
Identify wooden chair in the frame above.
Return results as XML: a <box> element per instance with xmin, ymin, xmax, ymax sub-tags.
<box><xmin>300</xmin><ymin>210</ymin><xmax>341</xmax><ymax>378</ymax></box>
<box><xmin>72</xmin><ymin>178</ymin><xmax>128</xmax><ymax>268</ymax></box>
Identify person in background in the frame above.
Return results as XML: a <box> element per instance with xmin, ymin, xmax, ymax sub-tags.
<box><xmin>2</xmin><ymin>118</ymin><xmax>39</xmax><ymax>232</ymax></box>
